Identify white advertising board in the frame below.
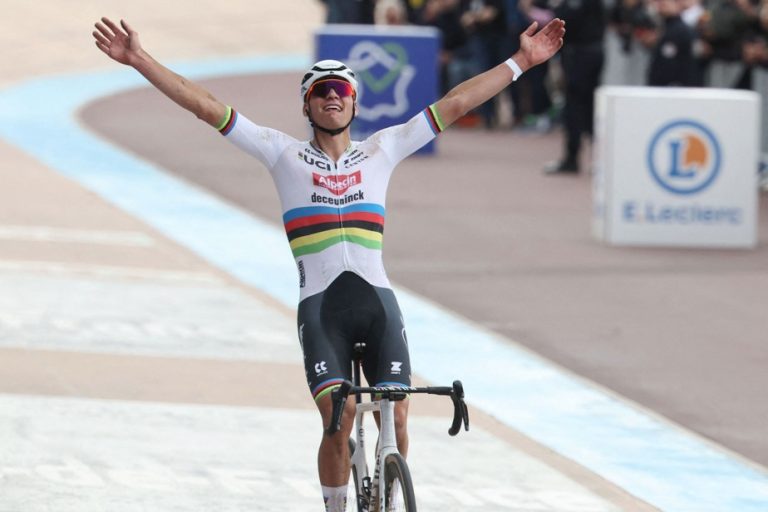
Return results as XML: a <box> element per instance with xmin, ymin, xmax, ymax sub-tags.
<box><xmin>593</xmin><ymin>87</ymin><xmax>759</xmax><ymax>248</ymax></box>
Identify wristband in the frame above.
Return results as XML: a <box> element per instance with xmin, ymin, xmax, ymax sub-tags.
<box><xmin>504</xmin><ymin>58</ymin><xmax>524</xmax><ymax>81</ymax></box>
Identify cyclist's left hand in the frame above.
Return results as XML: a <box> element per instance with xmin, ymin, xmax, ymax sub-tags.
<box><xmin>516</xmin><ymin>19</ymin><xmax>566</xmax><ymax>71</ymax></box>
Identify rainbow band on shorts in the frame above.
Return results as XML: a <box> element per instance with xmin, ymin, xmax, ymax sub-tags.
<box><xmin>312</xmin><ymin>378</ymin><xmax>345</xmax><ymax>401</ymax></box>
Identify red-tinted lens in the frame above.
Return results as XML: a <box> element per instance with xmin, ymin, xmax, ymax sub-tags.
<box><xmin>308</xmin><ymin>79</ymin><xmax>355</xmax><ymax>99</ymax></box>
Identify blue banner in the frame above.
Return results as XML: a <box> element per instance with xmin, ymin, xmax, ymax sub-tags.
<box><xmin>315</xmin><ymin>25</ymin><xmax>441</xmax><ymax>154</ymax></box>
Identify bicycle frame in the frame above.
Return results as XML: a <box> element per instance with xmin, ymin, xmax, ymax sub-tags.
<box><xmin>328</xmin><ymin>344</ymin><xmax>469</xmax><ymax>512</ymax></box>
<box><xmin>349</xmin><ymin>393</ymin><xmax>401</xmax><ymax>511</ymax></box>
<box><xmin>347</xmin><ymin>341</ymin><xmax>394</xmax><ymax>511</ymax></box>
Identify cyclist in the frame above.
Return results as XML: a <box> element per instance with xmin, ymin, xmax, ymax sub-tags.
<box><xmin>93</xmin><ymin>16</ymin><xmax>564</xmax><ymax>511</ymax></box>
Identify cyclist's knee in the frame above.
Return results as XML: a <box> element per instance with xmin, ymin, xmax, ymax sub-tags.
<box><xmin>340</xmin><ymin>397</ymin><xmax>356</xmax><ymax>431</ymax></box>
<box><xmin>318</xmin><ymin>390</ymin><xmax>356</xmax><ymax>439</ymax></box>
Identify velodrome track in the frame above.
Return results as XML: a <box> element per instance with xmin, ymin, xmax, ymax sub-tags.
<box><xmin>1</xmin><ymin>2</ymin><xmax>767</xmax><ymax>510</ymax></box>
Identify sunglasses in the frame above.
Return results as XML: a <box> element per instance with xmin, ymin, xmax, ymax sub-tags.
<box><xmin>307</xmin><ymin>79</ymin><xmax>356</xmax><ymax>100</ymax></box>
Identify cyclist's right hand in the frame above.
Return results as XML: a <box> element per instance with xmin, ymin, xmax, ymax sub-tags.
<box><xmin>91</xmin><ymin>17</ymin><xmax>227</xmax><ymax>128</ymax></box>
<box><xmin>93</xmin><ymin>17</ymin><xmax>143</xmax><ymax>66</ymax></box>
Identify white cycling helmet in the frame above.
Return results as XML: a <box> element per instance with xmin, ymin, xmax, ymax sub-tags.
<box><xmin>300</xmin><ymin>59</ymin><xmax>359</xmax><ymax>100</ymax></box>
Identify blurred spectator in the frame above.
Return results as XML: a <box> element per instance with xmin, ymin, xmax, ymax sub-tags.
<box><xmin>753</xmin><ymin>0</ymin><xmax>768</xmax><ymax>189</ymax></box>
<box><xmin>603</xmin><ymin>0</ymin><xmax>653</xmax><ymax>85</ymax></box>
<box><xmin>545</xmin><ymin>0</ymin><xmax>606</xmax><ymax>174</ymax></box>
<box><xmin>504</xmin><ymin>0</ymin><xmax>530</xmax><ymax>125</ymax></box>
<box><xmin>752</xmin><ymin>1</ymin><xmax>768</xmax><ymax>67</ymax></box>
<box><xmin>679</xmin><ymin>0</ymin><xmax>709</xmax><ymax>85</ymax></box>
<box><xmin>405</xmin><ymin>0</ymin><xmax>472</xmax><ymax>95</ymax></box>
<box><xmin>516</xmin><ymin>0</ymin><xmax>556</xmax><ymax>131</ymax></box>
<box><xmin>319</xmin><ymin>0</ymin><xmax>376</xmax><ymax>23</ymax></box>
<box><xmin>610</xmin><ymin>0</ymin><xmax>655</xmax><ymax>54</ymax></box>
<box><xmin>638</xmin><ymin>0</ymin><xmax>698</xmax><ymax>86</ymax></box>
<box><xmin>681</xmin><ymin>0</ymin><xmax>705</xmax><ymax>26</ymax></box>
<box><xmin>460</xmin><ymin>0</ymin><xmax>509</xmax><ymax>128</ymax></box>
<box><xmin>376</xmin><ymin>0</ymin><xmax>408</xmax><ymax>24</ymax></box>
<box><xmin>699</xmin><ymin>0</ymin><xmax>761</xmax><ymax>88</ymax></box>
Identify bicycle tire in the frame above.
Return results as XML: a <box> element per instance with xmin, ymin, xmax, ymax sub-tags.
<box><xmin>383</xmin><ymin>453</ymin><xmax>416</xmax><ymax>512</ymax></box>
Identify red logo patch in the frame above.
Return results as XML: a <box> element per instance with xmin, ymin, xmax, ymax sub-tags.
<box><xmin>313</xmin><ymin>171</ymin><xmax>362</xmax><ymax>196</ymax></box>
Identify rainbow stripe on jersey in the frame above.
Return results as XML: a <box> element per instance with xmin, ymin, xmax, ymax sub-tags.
<box><xmin>283</xmin><ymin>203</ymin><xmax>386</xmax><ymax>258</ymax></box>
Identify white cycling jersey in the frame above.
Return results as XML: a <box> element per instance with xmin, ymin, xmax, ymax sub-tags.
<box><xmin>218</xmin><ymin>105</ymin><xmax>446</xmax><ymax>301</ymax></box>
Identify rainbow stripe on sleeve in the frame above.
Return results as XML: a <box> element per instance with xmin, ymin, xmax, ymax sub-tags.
<box><xmin>423</xmin><ymin>103</ymin><xmax>446</xmax><ymax>135</ymax></box>
<box><xmin>216</xmin><ymin>105</ymin><xmax>238</xmax><ymax>135</ymax></box>
<box><xmin>283</xmin><ymin>203</ymin><xmax>386</xmax><ymax>258</ymax></box>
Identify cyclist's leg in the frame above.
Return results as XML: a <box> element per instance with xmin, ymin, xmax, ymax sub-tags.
<box><xmin>316</xmin><ymin>389</ymin><xmax>356</xmax><ymax>482</ymax></box>
<box><xmin>297</xmin><ymin>292</ymin><xmax>356</xmax><ymax>501</ymax></box>
<box><xmin>363</xmin><ymin>286</ymin><xmax>412</xmax><ymax>457</ymax></box>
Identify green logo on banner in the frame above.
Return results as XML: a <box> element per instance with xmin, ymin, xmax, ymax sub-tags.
<box><xmin>358</xmin><ymin>42</ymin><xmax>408</xmax><ymax>94</ymax></box>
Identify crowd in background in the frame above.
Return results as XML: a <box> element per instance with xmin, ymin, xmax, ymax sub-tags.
<box><xmin>318</xmin><ymin>0</ymin><xmax>768</xmax><ymax>182</ymax></box>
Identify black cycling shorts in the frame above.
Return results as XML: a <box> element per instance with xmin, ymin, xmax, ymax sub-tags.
<box><xmin>297</xmin><ymin>271</ymin><xmax>412</xmax><ymax>401</ymax></box>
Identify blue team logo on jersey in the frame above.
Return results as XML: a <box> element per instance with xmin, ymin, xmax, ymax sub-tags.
<box><xmin>647</xmin><ymin>120</ymin><xmax>722</xmax><ymax>195</ymax></box>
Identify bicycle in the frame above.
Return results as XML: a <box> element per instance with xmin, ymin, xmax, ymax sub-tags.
<box><xmin>327</xmin><ymin>343</ymin><xmax>470</xmax><ymax>512</ymax></box>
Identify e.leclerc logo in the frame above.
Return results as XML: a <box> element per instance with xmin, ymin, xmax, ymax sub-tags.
<box><xmin>647</xmin><ymin>119</ymin><xmax>721</xmax><ymax>195</ymax></box>
<box><xmin>622</xmin><ymin>119</ymin><xmax>741</xmax><ymax>226</ymax></box>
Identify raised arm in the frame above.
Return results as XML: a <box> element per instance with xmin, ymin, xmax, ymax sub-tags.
<box><xmin>433</xmin><ymin>19</ymin><xmax>565</xmax><ymax>128</ymax></box>
<box><xmin>92</xmin><ymin>17</ymin><xmax>227</xmax><ymax>128</ymax></box>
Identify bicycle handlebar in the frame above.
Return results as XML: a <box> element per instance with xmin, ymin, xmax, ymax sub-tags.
<box><xmin>326</xmin><ymin>380</ymin><xmax>470</xmax><ymax>437</ymax></box>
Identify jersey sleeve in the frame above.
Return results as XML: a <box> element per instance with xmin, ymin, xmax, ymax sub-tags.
<box><xmin>371</xmin><ymin>104</ymin><xmax>446</xmax><ymax>165</ymax></box>
<box><xmin>217</xmin><ymin>106</ymin><xmax>297</xmax><ymax>170</ymax></box>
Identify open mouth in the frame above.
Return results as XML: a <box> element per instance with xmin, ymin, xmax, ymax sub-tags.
<box><xmin>323</xmin><ymin>104</ymin><xmax>342</xmax><ymax>112</ymax></box>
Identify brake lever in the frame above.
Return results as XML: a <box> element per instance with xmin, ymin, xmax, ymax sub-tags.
<box><xmin>448</xmin><ymin>380</ymin><xmax>470</xmax><ymax>436</ymax></box>
<box><xmin>326</xmin><ymin>380</ymin><xmax>353</xmax><ymax>435</ymax></box>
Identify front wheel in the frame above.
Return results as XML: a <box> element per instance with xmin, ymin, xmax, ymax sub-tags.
<box><xmin>383</xmin><ymin>453</ymin><xmax>416</xmax><ymax>512</ymax></box>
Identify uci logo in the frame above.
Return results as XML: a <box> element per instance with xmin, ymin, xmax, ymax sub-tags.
<box><xmin>647</xmin><ymin>120</ymin><xmax>721</xmax><ymax>195</ymax></box>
